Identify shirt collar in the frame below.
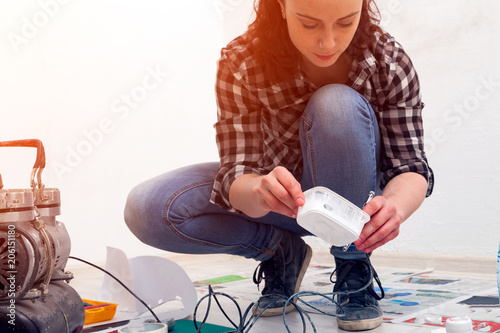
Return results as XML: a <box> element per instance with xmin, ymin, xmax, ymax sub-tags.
<box><xmin>348</xmin><ymin>48</ymin><xmax>378</xmax><ymax>89</ymax></box>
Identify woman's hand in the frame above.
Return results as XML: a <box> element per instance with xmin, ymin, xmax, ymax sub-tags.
<box><xmin>354</xmin><ymin>196</ymin><xmax>402</xmax><ymax>253</ymax></box>
<box><xmin>354</xmin><ymin>172</ymin><xmax>428</xmax><ymax>253</ymax></box>
<box><xmin>253</xmin><ymin>166</ymin><xmax>305</xmax><ymax>218</ymax></box>
<box><xmin>229</xmin><ymin>166</ymin><xmax>305</xmax><ymax>218</ymax></box>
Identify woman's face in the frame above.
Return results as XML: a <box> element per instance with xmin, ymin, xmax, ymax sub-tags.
<box><xmin>279</xmin><ymin>0</ymin><xmax>363</xmax><ymax>68</ymax></box>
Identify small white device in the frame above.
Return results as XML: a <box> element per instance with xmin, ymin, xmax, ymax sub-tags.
<box><xmin>297</xmin><ymin>186</ymin><xmax>370</xmax><ymax>247</ymax></box>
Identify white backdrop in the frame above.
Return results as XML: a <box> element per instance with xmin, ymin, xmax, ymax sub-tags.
<box><xmin>0</xmin><ymin>0</ymin><xmax>499</xmax><ymax>265</ymax></box>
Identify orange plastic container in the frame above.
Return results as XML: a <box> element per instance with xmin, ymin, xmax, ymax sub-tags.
<box><xmin>82</xmin><ymin>299</ymin><xmax>118</xmax><ymax>325</ymax></box>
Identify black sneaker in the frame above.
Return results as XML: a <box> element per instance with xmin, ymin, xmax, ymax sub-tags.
<box><xmin>252</xmin><ymin>230</ymin><xmax>312</xmax><ymax>317</ymax></box>
<box><xmin>332</xmin><ymin>255</ymin><xmax>385</xmax><ymax>331</ymax></box>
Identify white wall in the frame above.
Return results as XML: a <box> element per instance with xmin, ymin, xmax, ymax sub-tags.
<box><xmin>371</xmin><ymin>0</ymin><xmax>500</xmax><ymax>256</ymax></box>
<box><xmin>0</xmin><ymin>0</ymin><xmax>223</xmax><ymax>263</ymax></box>
<box><xmin>0</xmin><ymin>0</ymin><xmax>499</xmax><ymax>265</ymax></box>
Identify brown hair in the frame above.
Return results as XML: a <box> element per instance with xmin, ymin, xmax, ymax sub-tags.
<box><xmin>247</xmin><ymin>0</ymin><xmax>384</xmax><ymax>84</ymax></box>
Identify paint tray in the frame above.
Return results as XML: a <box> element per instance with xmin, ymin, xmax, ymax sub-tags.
<box><xmin>297</xmin><ymin>186</ymin><xmax>370</xmax><ymax>246</ymax></box>
<box><xmin>82</xmin><ymin>299</ymin><xmax>118</xmax><ymax>325</ymax></box>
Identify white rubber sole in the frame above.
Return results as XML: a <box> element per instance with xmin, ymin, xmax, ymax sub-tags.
<box><xmin>337</xmin><ymin>316</ymin><xmax>383</xmax><ymax>331</ymax></box>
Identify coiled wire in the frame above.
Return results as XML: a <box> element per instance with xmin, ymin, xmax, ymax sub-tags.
<box><xmin>192</xmin><ymin>256</ymin><xmax>381</xmax><ymax>333</ymax></box>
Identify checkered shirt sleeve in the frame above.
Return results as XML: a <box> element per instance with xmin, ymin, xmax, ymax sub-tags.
<box><xmin>210</xmin><ymin>39</ymin><xmax>267</xmax><ymax>211</ymax></box>
<box><xmin>354</xmin><ymin>36</ymin><xmax>434</xmax><ymax>195</ymax></box>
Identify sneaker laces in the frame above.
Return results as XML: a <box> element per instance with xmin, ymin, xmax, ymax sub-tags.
<box><xmin>330</xmin><ymin>258</ymin><xmax>384</xmax><ymax>306</ymax></box>
<box><xmin>253</xmin><ymin>245</ymin><xmax>285</xmax><ymax>295</ymax></box>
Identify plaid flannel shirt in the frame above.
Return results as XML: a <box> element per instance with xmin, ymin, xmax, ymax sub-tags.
<box><xmin>210</xmin><ymin>31</ymin><xmax>434</xmax><ymax>212</ymax></box>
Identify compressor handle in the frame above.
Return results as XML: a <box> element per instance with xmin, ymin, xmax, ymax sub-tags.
<box><xmin>0</xmin><ymin>139</ymin><xmax>46</xmax><ymax>191</ymax></box>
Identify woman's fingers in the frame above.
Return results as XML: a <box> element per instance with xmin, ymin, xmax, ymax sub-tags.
<box><xmin>355</xmin><ymin>196</ymin><xmax>402</xmax><ymax>252</ymax></box>
<box><xmin>257</xmin><ymin>166</ymin><xmax>304</xmax><ymax>217</ymax></box>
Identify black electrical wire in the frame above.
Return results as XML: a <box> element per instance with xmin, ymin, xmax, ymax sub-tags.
<box><xmin>68</xmin><ymin>255</ymin><xmax>161</xmax><ymax>323</ymax></box>
<box><xmin>192</xmin><ymin>262</ymin><xmax>383</xmax><ymax>333</ymax></box>
<box><xmin>193</xmin><ymin>286</ymin><xmax>343</xmax><ymax>333</ymax></box>
<box><xmin>193</xmin><ymin>285</ymin><xmax>242</xmax><ymax>333</ymax></box>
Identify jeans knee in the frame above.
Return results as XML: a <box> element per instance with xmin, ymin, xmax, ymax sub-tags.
<box><xmin>311</xmin><ymin>84</ymin><xmax>358</xmax><ymax>102</ymax></box>
<box><xmin>124</xmin><ymin>182</ymin><xmax>151</xmax><ymax>237</ymax></box>
<box><xmin>301</xmin><ymin>84</ymin><xmax>376</xmax><ymax>140</ymax></box>
<box><xmin>124</xmin><ymin>177</ymin><xmax>191</xmax><ymax>251</ymax></box>
<box><xmin>309</xmin><ymin>84</ymin><xmax>363</xmax><ymax>105</ymax></box>
<box><xmin>305</xmin><ymin>84</ymin><xmax>372</xmax><ymax>125</ymax></box>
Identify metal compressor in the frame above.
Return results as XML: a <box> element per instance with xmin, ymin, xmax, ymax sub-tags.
<box><xmin>0</xmin><ymin>139</ymin><xmax>84</xmax><ymax>332</ymax></box>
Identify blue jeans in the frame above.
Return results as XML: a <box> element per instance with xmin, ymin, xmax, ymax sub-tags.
<box><xmin>124</xmin><ymin>84</ymin><xmax>381</xmax><ymax>262</ymax></box>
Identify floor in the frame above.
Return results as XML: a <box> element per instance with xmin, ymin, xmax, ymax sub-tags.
<box><xmin>69</xmin><ymin>249</ymin><xmax>500</xmax><ymax>333</ymax></box>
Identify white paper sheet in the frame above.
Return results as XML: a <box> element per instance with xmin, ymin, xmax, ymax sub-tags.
<box><xmin>97</xmin><ymin>247</ymin><xmax>197</xmax><ymax>320</ymax></box>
